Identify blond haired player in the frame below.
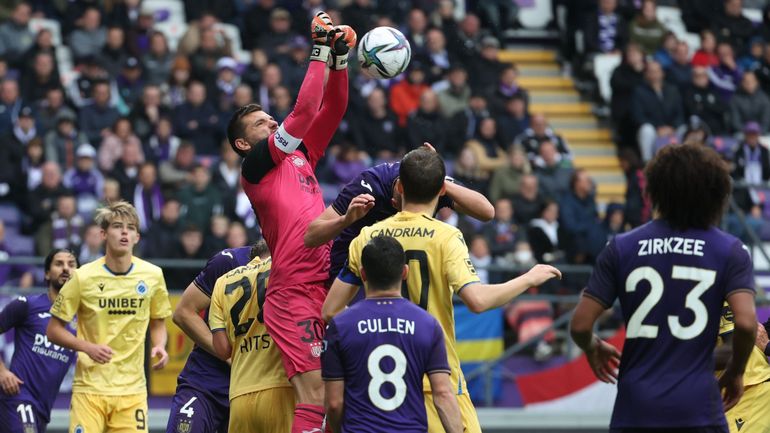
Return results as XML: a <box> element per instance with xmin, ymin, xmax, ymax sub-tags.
<box><xmin>47</xmin><ymin>201</ymin><xmax>172</xmax><ymax>433</ymax></box>
<box><xmin>323</xmin><ymin>148</ymin><xmax>561</xmax><ymax>433</ymax></box>
<box><xmin>715</xmin><ymin>303</ymin><xmax>770</xmax><ymax>433</ymax></box>
<box><xmin>209</xmin><ymin>249</ymin><xmax>294</xmax><ymax>433</ymax></box>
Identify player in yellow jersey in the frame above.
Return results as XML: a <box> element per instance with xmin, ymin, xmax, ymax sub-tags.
<box><xmin>209</xmin><ymin>249</ymin><xmax>294</xmax><ymax>433</ymax></box>
<box><xmin>46</xmin><ymin>201</ymin><xmax>172</xmax><ymax>433</ymax></box>
<box><xmin>322</xmin><ymin>148</ymin><xmax>562</xmax><ymax>433</ymax></box>
<box><xmin>715</xmin><ymin>303</ymin><xmax>770</xmax><ymax>433</ymax></box>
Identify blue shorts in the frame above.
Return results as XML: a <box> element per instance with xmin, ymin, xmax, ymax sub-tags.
<box><xmin>0</xmin><ymin>398</ymin><xmax>46</xmax><ymax>433</ymax></box>
<box><xmin>166</xmin><ymin>385</ymin><xmax>229</xmax><ymax>433</ymax></box>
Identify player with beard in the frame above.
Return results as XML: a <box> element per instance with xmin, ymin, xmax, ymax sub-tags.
<box><xmin>0</xmin><ymin>249</ymin><xmax>78</xmax><ymax>433</ymax></box>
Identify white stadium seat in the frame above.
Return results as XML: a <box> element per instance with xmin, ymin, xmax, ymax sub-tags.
<box><xmin>29</xmin><ymin>18</ymin><xmax>62</xmax><ymax>46</ymax></box>
<box><xmin>742</xmin><ymin>8</ymin><xmax>763</xmax><ymax>23</ymax></box>
<box><xmin>594</xmin><ymin>53</ymin><xmax>622</xmax><ymax>103</ymax></box>
<box><xmin>143</xmin><ymin>0</ymin><xmax>186</xmax><ymax>24</ymax></box>
<box><xmin>153</xmin><ymin>21</ymin><xmax>188</xmax><ymax>52</ymax></box>
<box><xmin>215</xmin><ymin>23</ymin><xmax>244</xmax><ymax>59</ymax></box>
<box><xmin>656</xmin><ymin>6</ymin><xmax>686</xmax><ymax>34</ymax></box>
<box><xmin>518</xmin><ymin>0</ymin><xmax>553</xmax><ymax>29</ymax></box>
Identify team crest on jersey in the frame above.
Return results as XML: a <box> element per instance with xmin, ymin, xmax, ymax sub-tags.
<box><xmin>310</xmin><ymin>341</ymin><xmax>324</xmax><ymax>358</ymax></box>
<box><xmin>176</xmin><ymin>419</ymin><xmax>193</xmax><ymax>433</ymax></box>
<box><xmin>291</xmin><ymin>156</ymin><xmax>305</xmax><ymax>167</ymax></box>
<box><xmin>74</xmin><ymin>425</ymin><xmax>85</xmax><ymax>433</ymax></box>
<box><xmin>23</xmin><ymin>425</ymin><xmax>35</xmax><ymax>433</ymax></box>
<box><xmin>136</xmin><ymin>280</ymin><xmax>148</xmax><ymax>296</ymax></box>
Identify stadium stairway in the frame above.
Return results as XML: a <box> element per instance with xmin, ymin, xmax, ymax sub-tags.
<box><xmin>499</xmin><ymin>48</ymin><xmax>625</xmax><ymax>209</ymax></box>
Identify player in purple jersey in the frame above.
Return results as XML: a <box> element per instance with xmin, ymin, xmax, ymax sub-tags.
<box><xmin>0</xmin><ymin>249</ymin><xmax>77</xmax><ymax>433</ymax></box>
<box><xmin>322</xmin><ymin>236</ymin><xmax>463</xmax><ymax>433</ymax></box>
<box><xmin>570</xmin><ymin>145</ymin><xmax>757</xmax><ymax>433</ymax></box>
<box><xmin>167</xmin><ymin>243</ymin><xmax>264</xmax><ymax>433</ymax></box>
<box><xmin>304</xmin><ymin>143</ymin><xmax>495</xmax><ymax>280</ymax></box>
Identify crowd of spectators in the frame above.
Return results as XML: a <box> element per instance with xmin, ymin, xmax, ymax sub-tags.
<box><xmin>560</xmin><ymin>0</ymin><xmax>770</xmax><ymax>245</ymax></box>
<box><xmin>0</xmin><ymin>0</ymin><xmax>596</xmax><ymax>297</ymax></box>
<box><xmin>2</xmin><ymin>1</ymin><xmax>766</xmax><ymax>348</ymax></box>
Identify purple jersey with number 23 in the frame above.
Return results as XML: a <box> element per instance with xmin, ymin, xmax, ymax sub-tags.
<box><xmin>584</xmin><ymin>220</ymin><xmax>755</xmax><ymax>429</ymax></box>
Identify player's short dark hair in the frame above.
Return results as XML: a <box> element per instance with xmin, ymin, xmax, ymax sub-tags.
<box><xmin>645</xmin><ymin>144</ymin><xmax>731</xmax><ymax>230</ymax></box>
<box><xmin>399</xmin><ymin>148</ymin><xmax>446</xmax><ymax>204</ymax></box>
<box><xmin>361</xmin><ymin>236</ymin><xmax>405</xmax><ymax>292</ymax></box>
<box><xmin>250</xmin><ymin>239</ymin><xmax>270</xmax><ymax>260</ymax></box>
<box><xmin>44</xmin><ymin>248</ymin><xmax>78</xmax><ymax>273</ymax></box>
<box><xmin>227</xmin><ymin>103</ymin><xmax>263</xmax><ymax>157</ymax></box>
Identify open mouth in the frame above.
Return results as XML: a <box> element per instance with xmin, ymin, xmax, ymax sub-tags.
<box><xmin>119</xmin><ymin>237</ymin><xmax>129</xmax><ymax>246</ymax></box>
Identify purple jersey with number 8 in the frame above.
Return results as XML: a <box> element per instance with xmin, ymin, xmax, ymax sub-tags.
<box><xmin>322</xmin><ymin>297</ymin><xmax>449</xmax><ymax>433</ymax></box>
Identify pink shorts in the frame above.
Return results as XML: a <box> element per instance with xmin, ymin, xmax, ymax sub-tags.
<box><xmin>263</xmin><ymin>283</ymin><xmax>328</xmax><ymax>379</ymax></box>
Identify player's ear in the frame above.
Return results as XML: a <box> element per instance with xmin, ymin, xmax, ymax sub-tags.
<box><xmin>234</xmin><ymin>137</ymin><xmax>250</xmax><ymax>152</ymax></box>
<box><xmin>401</xmin><ymin>264</ymin><xmax>408</xmax><ymax>281</ymax></box>
<box><xmin>359</xmin><ymin>266</ymin><xmax>367</xmax><ymax>283</ymax></box>
<box><xmin>438</xmin><ymin>182</ymin><xmax>446</xmax><ymax>196</ymax></box>
<box><xmin>396</xmin><ymin>178</ymin><xmax>404</xmax><ymax>195</ymax></box>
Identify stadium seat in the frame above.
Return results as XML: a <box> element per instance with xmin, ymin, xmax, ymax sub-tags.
<box><xmin>56</xmin><ymin>46</ymin><xmax>73</xmax><ymax>74</ymax></box>
<box><xmin>0</xmin><ymin>204</ymin><xmax>21</xmax><ymax>229</ymax></box>
<box><xmin>154</xmin><ymin>21</ymin><xmax>188</xmax><ymax>52</ymax></box>
<box><xmin>517</xmin><ymin>0</ymin><xmax>553</xmax><ymax>29</ymax></box>
<box><xmin>5</xmin><ymin>232</ymin><xmax>34</xmax><ymax>255</ymax></box>
<box><xmin>143</xmin><ymin>0</ymin><xmax>186</xmax><ymax>24</ymax></box>
<box><xmin>655</xmin><ymin>6</ymin><xmax>686</xmax><ymax>34</ymax></box>
<box><xmin>29</xmin><ymin>18</ymin><xmax>62</xmax><ymax>46</ymax></box>
<box><xmin>216</xmin><ymin>23</ymin><xmax>244</xmax><ymax>61</ymax></box>
<box><xmin>742</xmin><ymin>8</ymin><xmax>763</xmax><ymax>23</ymax></box>
<box><xmin>676</xmin><ymin>31</ymin><xmax>701</xmax><ymax>53</ymax></box>
<box><xmin>593</xmin><ymin>53</ymin><xmax>622</xmax><ymax>103</ymax></box>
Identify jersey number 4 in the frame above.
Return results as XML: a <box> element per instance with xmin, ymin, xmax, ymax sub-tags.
<box><xmin>224</xmin><ymin>270</ymin><xmax>269</xmax><ymax>336</ymax></box>
<box><xmin>626</xmin><ymin>266</ymin><xmax>716</xmax><ymax>340</ymax></box>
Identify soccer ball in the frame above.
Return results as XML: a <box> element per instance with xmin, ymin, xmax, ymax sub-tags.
<box><xmin>357</xmin><ymin>26</ymin><xmax>412</xmax><ymax>79</ymax></box>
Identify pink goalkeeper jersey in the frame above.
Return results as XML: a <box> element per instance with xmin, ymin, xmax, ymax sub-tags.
<box><xmin>241</xmin><ymin>143</ymin><xmax>330</xmax><ymax>292</ymax></box>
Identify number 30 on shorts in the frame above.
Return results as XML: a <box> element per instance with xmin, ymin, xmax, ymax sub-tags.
<box><xmin>297</xmin><ymin>319</ymin><xmax>324</xmax><ymax>343</ymax></box>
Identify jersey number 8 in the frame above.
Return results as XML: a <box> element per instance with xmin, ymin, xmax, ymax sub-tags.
<box><xmin>368</xmin><ymin>344</ymin><xmax>408</xmax><ymax>411</ymax></box>
<box><xmin>626</xmin><ymin>265</ymin><xmax>716</xmax><ymax>340</ymax></box>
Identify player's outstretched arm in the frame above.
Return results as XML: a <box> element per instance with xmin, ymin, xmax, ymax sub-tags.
<box><xmin>324</xmin><ymin>380</ymin><xmax>344</xmax><ymax>433</ymax></box>
<box><xmin>149</xmin><ymin>318</ymin><xmax>169</xmax><ymax>370</ymax></box>
<box><xmin>444</xmin><ymin>179</ymin><xmax>495</xmax><ymax>222</ymax></box>
<box><xmin>570</xmin><ymin>295</ymin><xmax>621</xmax><ymax>384</ymax></box>
<box><xmin>721</xmin><ymin>290</ymin><xmax>757</xmax><ymax>410</ymax></box>
<box><xmin>428</xmin><ymin>373</ymin><xmax>463</xmax><ymax>433</ymax></box>
<box><xmin>46</xmin><ymin>316</ymin><xmax>113</xmax><ymax>364</ymax></box>
<box><xmin>459</xmin><ymin>264</ymin><xmax>562</xmax><ymax>313</ymax></box>
<box><xmin>172</xmin><ymin>282</ymin><xmax>218</xmax><ymax>356</ymax></box>
<box><xmin>322</xmin><ymin>279</ymin><xmax>360</xmax><ymax>322</ymax></box>
<box><xmin>304</xmin><ymin>194</ymin><xmax>375</xmax><ymax>248</ymax></box>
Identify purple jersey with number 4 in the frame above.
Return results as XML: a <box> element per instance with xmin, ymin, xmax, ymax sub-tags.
<box><xmin>585</xmin><ymin>220</ymin><xmax>755</xmax><ymax>429</ymax></box>
<box><xmin>329</xmin><ymin>162</ymin><xmax>454</xmax><ymax>280</ymax></box>
<box><xmin>322</xmin><ymin>297</ymin><xmax>449</xmax><ymax>433</ymax></box>
<box><xmin>0</xmin><ymin>294</ymin><xmax>75</xmax><ymax>423</ymax></box>
<box><xmin>176</xmin><ymin>247</ymin><xmax>252</xmax><ymax>406</ymax></box>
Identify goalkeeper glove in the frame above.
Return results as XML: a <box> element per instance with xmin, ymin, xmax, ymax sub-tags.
<box><xmin>330</xmin><ymin>25</ymin><xmax>357</xmax><ymax>70</ymax></box>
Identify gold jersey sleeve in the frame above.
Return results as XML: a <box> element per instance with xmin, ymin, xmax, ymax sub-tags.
<box><xmin>49</xmin><ymin>256</ymin><xmax>171</xmax><ymax>395</ymax></box>
<box><xmin>208</xmin><ymin>257</ymin><xmax>291</xmax><ymax>400</ymax></box>
<box><xmin>347</xmin><ymin>211</ymin><xmax>481</xmax><ymax>395</ymax></box>
<box><xmin>717</xmin><ymin>302</ymin><xmax>770</xmax><ymax>387</ymax></box>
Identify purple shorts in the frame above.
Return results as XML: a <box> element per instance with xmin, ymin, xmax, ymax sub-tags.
<box><xmin>166</xmin><ymin>385</ymin><xmax>229</xmax><ymax>433</ymax></box>
<box><xmin>0</xmin><ymin>398</ymin><xmax>46</xmax><ymax>433</ymax></box>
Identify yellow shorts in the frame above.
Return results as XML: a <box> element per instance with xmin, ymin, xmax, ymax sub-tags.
<box><xmin>228</xmin><ymin>387</ymin><xmax>295</xmax><ymax>433</ymax></box>
<box><xmin>726</xmin><ymin>380</ymin><xmax>770</xmax><ymax>433</ymax></box>
<box><xmin>69</xmin><ymin>392</ymin><xmax>148</xmax><ymax>433</ymax></box>
<box><xmin>424</xmin><ymin>391</ymin><xmax>481</xmax><ymax>433</ymax></box>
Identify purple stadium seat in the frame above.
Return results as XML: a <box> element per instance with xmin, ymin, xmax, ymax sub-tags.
<box><xmin>0</xmin><ymin>204</ymin><xmax>21</xmax><ymax>229</ymax></box>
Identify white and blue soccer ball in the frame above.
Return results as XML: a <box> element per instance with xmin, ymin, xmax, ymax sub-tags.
<box><xmin>357</xmin><ymin>26</ymin><xmax>412</xmax><ymax>79</ymax></box>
